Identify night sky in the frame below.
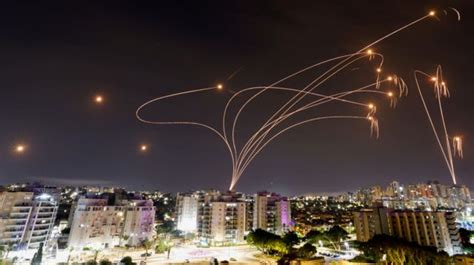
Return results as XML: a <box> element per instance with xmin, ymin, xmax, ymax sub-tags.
<box><xmin>0</xmin><ymin>1</ymin><xmax>473</xmax><ymax>195</ymax></box>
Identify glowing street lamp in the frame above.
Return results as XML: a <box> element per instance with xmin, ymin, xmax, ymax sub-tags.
<box><xmin>216</xmin><ymin>84</ymin><xmax>223</xmax><ymax>90</ymax></box>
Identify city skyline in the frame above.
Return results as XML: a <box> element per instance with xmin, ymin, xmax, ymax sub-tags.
<box><xmin>0</xmin><ymin>1</ymin><xmax>473</xmax><ymax>195</ymax></box>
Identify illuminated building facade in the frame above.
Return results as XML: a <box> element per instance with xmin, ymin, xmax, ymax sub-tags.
<box><xmin>253</xmin><ymin>191</ymin><xmax>292</xmax><ymax>235</ymax></box>
<box><xmin>176</xmin><ymin>192</ymin><xmax>199</xmax><ymax>233</ymax></box>
<box><xmin>353</xmin><ymin>207</ymin><xmax>462</xmax><ymax>255</ymax></box>
<box><xmin>68</xmin><ymin>196</ymin><xmax>155</xmax><ymax>249</ymax></box>
<box><xmin>0</xmin><ymin>192</ymin><xmax>58</xmax><ymax>250</ymax></box>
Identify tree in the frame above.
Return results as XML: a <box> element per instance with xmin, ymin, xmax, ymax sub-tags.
<box><xmin>356</xmin><ymin>235</ymin><xmax>451</xmax><ymax>264</ymax></box>
<box><xmin>93</xmin><ymin>249</ymin><xmax>100</xmax><ymax>264</ymax></box>
<box><xmin>31</xmin><ymin>243</ymin><xmax>43</xmax><ymax>265</ymax></box>
<box><xmin>155</xmin><ymin>239</ymin><xmax>166</xmax><ymax>254</ymax></box>
<box><xmin>246</xmin><ymin>229</ymin><xmax>281</xmax><ymax>254</ymax></box>
<box><xmin>1</xmin><ymin>243</ymin><xmax>14</xmax><ymax>263</ymax></box>
<box><xmin>99</xmin><ymin>259</ymin><xmax>112</xmax><ymax>265</ymax></box>
<box><xmin>246</xmin><ymin>229</ymin><xmax>289</xmax><ymax>256</ymax></box>
<box><xmin>282</xmin><ymin>231</ymin><xmax>300</xmax><ymax>249</ymax></box>
<box><xmin>66</xmin><ymin>247</ymin><xmax>74</xmax><ymax>264</ymax></box>
<box><xmin>120</xmin><ymin>256</ymin><xmax>136</xmax><ymax>265</ymax></box>
<box><xmin>324</xmin><ymin>226</ymin><xmax>348</xmax><ymax>250</ymax></box>
<box><xmin>155</xmin><ymin>220</ymin><xmax>174</xmax><ymax>235</ymax></box>
<box><xmin>141</xmin><ymin>239</ymin><xmax>153</xmax><ymax>260</ymax></box>
<box><xmin>267</xmin><ymin>238</ymin><xmax>288</xmax><ymax>255</ymax></box>
<box><xmin>296</xmin><ymin>243</ymin><xmax>317</xmax><ymax>259</ymax></box>
<box><xmin>304</xmin><ymin>230</ymin><xmax>324</xmax><ymax>244</ymax></box>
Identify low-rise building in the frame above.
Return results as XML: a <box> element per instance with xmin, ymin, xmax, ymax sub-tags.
<box><xmin>68</xmin><ymin>194</ymin><xmax>155</xmax><ymax>249</ymax></box>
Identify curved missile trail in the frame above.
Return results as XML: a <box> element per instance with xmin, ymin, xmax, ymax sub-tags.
<box><xmin>136</xmin><ymin>11</ymin><xmax>463</xmax><ymax>191</ymax></box>
<box><xmin>414</xmin><ymin>67</ymin><xmax>463</xmax><ymax>185</ymax></box>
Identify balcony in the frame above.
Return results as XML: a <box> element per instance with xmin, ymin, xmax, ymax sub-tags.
<box><xmin>8</xmin><ymin>216</ymin><xmax>28</xmax><ymax>220</ymax></box>
<box><xmin>11</xmin><ymin>210</ymin><xmax>30</xmax><ymax>214</ymax></box>
<box><xmin>13</xmin><ymin>204</ymin><xmax>31</xmax><ymax>208</ymax></box>
<box><xmin>4</xmin><ymin>231</ymin><xmax>24</xmax><ymax>236</ymax></box>
<box><xmin>6</xmin><ymin>223</ymin><xmax>27</xmax><ymax>227</ymax></box>
<box><xmin>31</xmin><ymin>226</ymin><xmax>50</xmax><ymax>232</ymax></box>
<box><xmin>33</xmin><ymin>217</ymin><xmax>53</xmax><ymax>222</ymax></box>
<box><xmin>30</xmin><ymin>233</ymin><xmax>48</xmax><ymax>238</ymax></box>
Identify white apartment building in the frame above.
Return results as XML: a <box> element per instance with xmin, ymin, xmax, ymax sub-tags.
<box><xmin>207</xmin><ymin>201</ymin><xmax>247</xmax><ymax>244</ymax></box>
<box><xmin>197</xmin><ymin>192</ymin><xmax>247</xmax><ymax>246</ymax></box>
<box><xmin>68</xmin><ymin>196</ymin><xmax>155</xmax><ymax>249</ymax></box>
<box><xmin>176</xmin><ymin>192</ymin><xmax>199</xmax><ymax>233</ymax></box>
<box><xmin>176</xmin><ymin>190</ymin><xmax>293</xmax><ymax>245</ymax></box>
<box><xmin>0</xmin><ymin>192</ymin><xmax>58</xmax><ymax>250</ymax></box>
<box><xmin>253</xmin><ymin>191</ymin><xmax>292</xmax><ymax>235</ymax></box>
<box><xmin>353</xmin><ymin>208</ymin><xmax>462</xmax><ymax>255</ymax></box>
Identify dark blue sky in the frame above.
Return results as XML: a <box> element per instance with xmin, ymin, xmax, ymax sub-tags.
<box><xmin>0</xmin><ymin>1</ymin><xmax>473</xmax><ymax>195</ymax></box>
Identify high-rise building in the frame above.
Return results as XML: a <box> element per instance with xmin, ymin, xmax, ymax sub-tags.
<box><xmin>68</xmin><ymin>195</ymin><xmax>155</xmax><ymax>249</ymax></box>
<box><xmin>197</xmin><ymin>191</ymin><xmax>247</xmax><ymax>246</ymax></box>
<box><xmin>175</xmin><ymin>190</ymin><xmax>293</xmax><ymax>245</ymax></box>
<box><xmin>0</xmin><ymin>192</ymin><xmax>58</xmax><ymax>250</ymax></box>
<box><xmin>353</xmin><ymin>207</ymin><xmax>462</xmax><ymax>255</ymax></box>
<box><xmin>353</xmin><ymin>207</ymin><xmax>390</xmax><ymax>242</ymax></box>
<box><xmin>253</xmin><ymin>191</ymin><xmax>292</xmax><ymax>235</ymax></box>
<box><xmin>175</xmin><ymin>192</ymin><xmax>199</xmax><ymax>233</ymax></box>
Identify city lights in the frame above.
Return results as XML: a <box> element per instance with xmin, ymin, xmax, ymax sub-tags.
<box><xmin>0</xmin><ymin>4</ymin><xmax>470</xmax><ymax>265</ymax></box>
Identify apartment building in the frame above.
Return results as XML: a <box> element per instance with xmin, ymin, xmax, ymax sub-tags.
<box><xmin>68</xmin><ymin>194</ymin><xmax>155</xmax><ymax>249</ymax></box>
<box><xmin>0</xmin><ymin>192</ymin><xmax>58</xmax><ymax>250</ymax></box>
<box><xmin>253</xmin><ymin>191</ymin><xmax>292</xmax><ymax>235</ymax></box>
<box><xmin>353</xmin><ymin>207</ymin><xmax>462</xmax><ymax>255</ymax></box>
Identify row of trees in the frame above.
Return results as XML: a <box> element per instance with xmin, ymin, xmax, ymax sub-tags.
<box><xmin>304</xmin><ymin>226</ymin><xmax>348</xmax><ymax>250</ymax></box>
<box><xmin>140</xmin><ymin>219</ymin><xmax>184</xmax><ymax>261</ymax></box>
<box><xmin>246</xmin><ymin>228</ymin><xmax>335</xmax><ymax>262</ymax></box>
<box><xmin>246</xmin><ymin>225</ymin><xmax>350</xmax><ymax>258</ymax></box>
